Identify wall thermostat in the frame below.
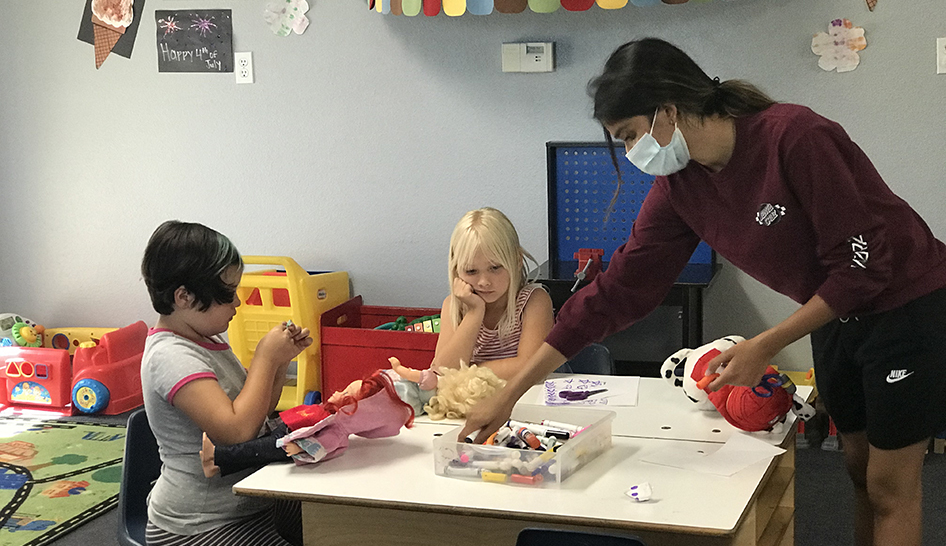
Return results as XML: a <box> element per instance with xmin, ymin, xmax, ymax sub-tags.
<box><xmin>502</xmin><ymin>42</ymin><xmax>554</xmax><ymax>73</ymax></box>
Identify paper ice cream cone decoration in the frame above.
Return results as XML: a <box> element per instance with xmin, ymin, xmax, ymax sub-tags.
<box><xmin>90</xmin><ymin>0</ymin><xmax>134</xmax><ymax>69</ymax></box>
<box><xmin>865</xmin><ymin>0</ymin><xmax>877</xmax><ymax>11</ymax></box>
<box><xmin>92</xmin><ymin>16</ymin><xmax>125</xmax><ymax>69</ymax></box>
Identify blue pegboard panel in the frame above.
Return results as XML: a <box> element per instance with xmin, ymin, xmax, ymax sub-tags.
<box><xmin>547</xmin><ymin>142</ymin><xmax>713</xmax><ymax>279</ymax></box>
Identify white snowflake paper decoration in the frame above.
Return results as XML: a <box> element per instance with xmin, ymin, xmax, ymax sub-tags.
<box><xmin>811</xmin><ymin>18</ymin><xmax>867</xmax><ymax>73</ymax></box>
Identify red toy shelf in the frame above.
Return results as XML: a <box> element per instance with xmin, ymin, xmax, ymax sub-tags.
<box><xmin>320</xmin><ymin>296</ymin><xmax>439</xmax><ymax>397</ymax></box>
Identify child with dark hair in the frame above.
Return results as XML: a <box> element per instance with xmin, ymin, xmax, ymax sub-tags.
<box><xmin>140</xmin><ymin>220</ymin><xmax>312</xmax><ymax>546</ymax></box>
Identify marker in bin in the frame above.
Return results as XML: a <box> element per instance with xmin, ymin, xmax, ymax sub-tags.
<box><xmin>445</xmin><ymin>465</ymin><xmax>481</xmax><ymax>478</ymax></box>
<box><xmin>507</xmin><ymin>419</ymin><xmax>573</xmax><ymax>440</ymax></box>
<box><xmin>540</xmin><ymin>420</ymin><xmax>582</xmax><ymax>433</ymax></box>
<box><xmin>514</xmin><ymin>427</ymin><xmax>544</xmax><ymax>450</ymax></box>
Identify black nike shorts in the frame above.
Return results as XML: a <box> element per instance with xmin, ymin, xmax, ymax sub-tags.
<box><xmin>810</xmin><ymin>286</ymin><xmax>946</xmax><ymax>450</ymax></box>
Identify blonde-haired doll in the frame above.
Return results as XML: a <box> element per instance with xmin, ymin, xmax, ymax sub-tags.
<box><xmin>388</xmin><ymin>357</ymin><xmax>505</xmax><ymax>420</ymax></box>
<box><xmin>435</xmin><ymin>208</ymin><xmax>554</xmax><ymax>380</ymax></box>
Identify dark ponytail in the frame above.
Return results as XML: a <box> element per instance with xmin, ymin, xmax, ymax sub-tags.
<box><xmin>588</xmin><ymin>38</ymin><xmax>776</xmax><ymax>125</ymax></box>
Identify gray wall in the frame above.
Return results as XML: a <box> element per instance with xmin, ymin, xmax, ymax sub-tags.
<box><xmin>2</xmin><ymin>0</ymin><xmax>944</xmax><ymax>371</ymax></box>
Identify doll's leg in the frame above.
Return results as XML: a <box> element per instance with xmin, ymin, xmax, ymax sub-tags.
<box><xmin>201</xmin><ymin>432</ymin><xmax>290</xmax><ymax>478</ymax></box>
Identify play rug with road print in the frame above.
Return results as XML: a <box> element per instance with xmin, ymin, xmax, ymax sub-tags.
<box><xmin>0</xmin><ymin>415</ymin><xmax>125</xmax><ymax>546</ymax></box>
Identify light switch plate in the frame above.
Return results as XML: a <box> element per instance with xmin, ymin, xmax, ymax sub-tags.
<box><xmin>937</xmin><ymin>38</ymin><xmax>946</xmax><ymax>75</ymax></box>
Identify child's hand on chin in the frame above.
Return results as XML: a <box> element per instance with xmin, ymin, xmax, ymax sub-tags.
<box><xmin>453</xmin><ymin>278</ymin><xmax>485</xmax><ymax>312</ymax></box>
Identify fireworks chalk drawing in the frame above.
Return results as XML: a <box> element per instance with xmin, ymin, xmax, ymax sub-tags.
<box><xmin>158</xmin><ymin>15</ymin><xmax>182</xmax><ymax>36</ymax></box>
<box><xmin>155</xmin><ymin>9</ymin><xmax>232</xmax><ymax>73</ymax></box>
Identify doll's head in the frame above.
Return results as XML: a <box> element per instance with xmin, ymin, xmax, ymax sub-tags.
<box><xmin>424</xmin><ymin>363</ymin><xmax>506</xmax><ymax>420</ymax></box>
<box><xmin>447</xmin><ymin>208</ymin><xmax>537</xmax><ymax>338</ymax></box>
<box><xmin>325</xmin><ymin>370</ymin><xmax>416</xmax><ymax>428</ymax></box>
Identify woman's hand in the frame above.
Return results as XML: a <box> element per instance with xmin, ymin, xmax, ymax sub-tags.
<box><xmin>457</xmin><ymin>390</ymin><xmax>516</xmax><ymax>444</ymax></box>
<box><xmin>704</xmin><ymin>336</ymin><xmax>776</xmax><ymax>391</ymax></box>
<box><xmin>254</xmin><ymin>322</ymin><xmax>313</xmax><ymax>366</ymax></box>
<box><xmin>452</xmin><ymin>278</ymin><xmax>485</xmax><ymax>314</ymax></box>
<box><xmin>705</xmin><ymin>296</ymin><xmax>836</xmax><ymax>392</ymax></box>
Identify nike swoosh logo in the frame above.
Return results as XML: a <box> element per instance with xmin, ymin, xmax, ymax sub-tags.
<box><xmin>886</xmin><ymin>371</ymin><xmax>915</xmax><ymax>383</ymax></box>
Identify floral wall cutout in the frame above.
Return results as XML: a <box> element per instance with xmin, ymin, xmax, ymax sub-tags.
<box><xmin>265</xmin><ymin>0</ymin><xmax>310</xmax><ymax>36</ymax></box>
<box><xmin>811</xmin><ymin>18</ymin><xmax>867</xmax><ymax>73</ymax></box>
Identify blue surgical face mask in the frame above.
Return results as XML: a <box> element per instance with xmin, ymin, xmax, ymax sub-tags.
<box><xmin>625</xmin><ymin>107</ymin><xmax>691</xmax><ymax>176</ymax></box>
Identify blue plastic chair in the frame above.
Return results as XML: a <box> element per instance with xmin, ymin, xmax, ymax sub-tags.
<box><xmin>554</xmin><ymin>343</ymin><xmax>615</xmax><ymax>375</ymax></box>
<box><xmin>118</xmin><ymin>409</ymin><xmax>162</xmax><ymax>546</ymax></box>
<box><xmin>517</xmin><ymin>528</ymin><xmax>646</xmax><ymax>546</ymax></box>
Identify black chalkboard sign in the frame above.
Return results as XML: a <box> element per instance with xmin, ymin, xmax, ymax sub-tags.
<box><xmin>155</xmin><ymin>10</ymin><xmax>233</xmax><ymax>73</ymax></box>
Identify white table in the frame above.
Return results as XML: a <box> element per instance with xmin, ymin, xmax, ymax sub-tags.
<box><xmin>235</xmin><ymin>376</ymin><xmax>802</xmax><ymax>546</ymax></box>
<box><xmin>520</xmin><ymin>376</ymin><xmax>813</xmax><ymax>444</ymax></box>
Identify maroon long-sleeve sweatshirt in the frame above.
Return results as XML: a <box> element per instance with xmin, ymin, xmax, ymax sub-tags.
<box><xmin>548</xmin><ymin>104</ymin><xmax>946</xmax><ymax>359</ymax></box>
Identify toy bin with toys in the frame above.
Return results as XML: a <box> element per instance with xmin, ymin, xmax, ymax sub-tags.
<box><xmin>433</xmin><ymin>405</ymin><xmax>615</xmax><ymax>487</ymax></box>
<box><xmin>227</xmin><ymin>256</ymin><xmax>349</xmax><ymax>411</ymax></box>
<box><xmin>320</xmin><ymin>296</ymin><xmax>440</xmax><ymax>397</ymax></box>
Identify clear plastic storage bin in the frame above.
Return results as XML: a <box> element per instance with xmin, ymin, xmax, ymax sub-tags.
<box><xmin>433</xmin><ymin>405</ymin><xmax>614</xmax><ymax>487</ymax></box>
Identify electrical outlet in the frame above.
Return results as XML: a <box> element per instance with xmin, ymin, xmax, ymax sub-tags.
<box><xmin>235</xmin><ymin>52</ymin><xmax>254</xmax><ymax>84</ymax></box>
<box><xmin>938</xmin><ymin>38</ymin><xmax>946</xmax><ymax>75</ymax></box>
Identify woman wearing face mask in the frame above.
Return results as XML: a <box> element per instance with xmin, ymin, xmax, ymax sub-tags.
<box><xmin>461</xmin><ymin>38</ymin><xmax>946</xmax><ymax>546</ymax></box>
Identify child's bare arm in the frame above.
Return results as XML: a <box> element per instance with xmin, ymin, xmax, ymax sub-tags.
<box><xmin>479</xmin><ymin>289</ymin><xmax>554</xmax><ymax>380</ymax></box>
<box><xmin>432</xmin><ymin>289</ymin><xmax>483</xmax><ymax>369</ymax></box>
<box><xmin>174</xmin><ymin>323</ymin><xmax>312</xmax><ymax>445</ymax></box>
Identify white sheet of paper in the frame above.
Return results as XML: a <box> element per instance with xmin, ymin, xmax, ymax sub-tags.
<box><xmin>641</xmin><ymin>433</ymin><xmax>786</xmax><ymax>476</ymax></box>
<box><xmin>537</xmin><ymin>376</ymin><xmax>640</xmax><ymax>406</ymax></box>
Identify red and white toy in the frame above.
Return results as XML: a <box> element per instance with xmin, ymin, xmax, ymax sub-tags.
<box><xmin>661</xmin><ymin>336</ymin><xmax>815</xmax><ymax>432</ymax></box>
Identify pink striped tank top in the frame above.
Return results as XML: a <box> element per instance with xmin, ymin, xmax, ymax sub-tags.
<box><xmin>471</xmin><ymin>283</ymin><xmax>545</xmax><ymax>364</ymax></box>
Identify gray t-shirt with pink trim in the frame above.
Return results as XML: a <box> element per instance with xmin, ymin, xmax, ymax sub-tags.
<box><xmin>141</xmin><ymin>329</ymin><xmax>271</xmax><ymax>535</ymax></box>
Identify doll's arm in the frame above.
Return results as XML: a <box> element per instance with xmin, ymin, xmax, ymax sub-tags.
<box><xmin>389</xmin><ymin>356</ymin><xmax>422</xmax><ymax>383</ymax></box>
<box><xmin>389</xmin><ymin>357</ymin><xmax>438</xmax><ymax>390</ymax></box>
<box><xmin>200</xmin><ymin>432</ymin><xmax>290</xmax><ymax>478</ymax></box>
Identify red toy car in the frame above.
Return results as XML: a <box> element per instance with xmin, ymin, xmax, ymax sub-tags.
<box><xmin>71</xmin><ymin>321</ymin><xmax>148</xmax><ymax>415</ymax></box>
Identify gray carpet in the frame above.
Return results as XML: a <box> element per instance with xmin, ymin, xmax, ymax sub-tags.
<box><xmin>45</xmin><ymin>431</ymin><xmax>946</xmax><ymax>546</ymax></box>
